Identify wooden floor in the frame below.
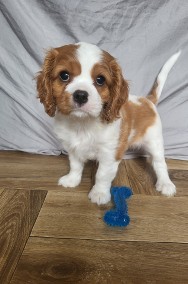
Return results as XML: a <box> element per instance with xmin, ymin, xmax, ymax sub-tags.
<box><xmin>0</xmin><ymin>151</ymin><xmax>188</xmax><ymax>283</ymax></box>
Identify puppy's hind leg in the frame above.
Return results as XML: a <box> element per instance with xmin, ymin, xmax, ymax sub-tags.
<box><xmin>143</xmin><ymin>121</ymin><xmax>176</xmax><ymax>197</ymax></box>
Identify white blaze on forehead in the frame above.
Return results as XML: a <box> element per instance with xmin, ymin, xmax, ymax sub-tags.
<box><xmin>65</xmin><ymin>42</ymin><xmax>103</xmax><ymax>118</ymax></box>
<box><xmin>75</xmin><ymin>42</ymin><xmax>102</xmax><ymax>81</ymax></box>
<box><xmin>65</xmin><ymin>42</ymin><xmax>103</xmax><ymax>94</ymax></box>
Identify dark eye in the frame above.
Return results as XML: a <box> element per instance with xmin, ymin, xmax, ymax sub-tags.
<box><xmin>96</xmin><ymin>75</ymin><xmax>105</xmax><ymax>86</ymax></box>
<box><xmin>59</xmin><ymin>71</ymin><xmax>70</xmax><ymax>82</ymax></box>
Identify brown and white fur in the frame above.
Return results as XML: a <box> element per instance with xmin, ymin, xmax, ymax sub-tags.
<box><xmin>37</xmin><ymin>42</ymin><xmax>180</xmax><ymax>205</ymax></box>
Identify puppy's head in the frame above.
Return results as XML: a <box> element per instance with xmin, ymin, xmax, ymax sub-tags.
<box><xmin>36</xmin><ymin>42</ymin><xmax>129</xmax><ymax>122</ymax></box>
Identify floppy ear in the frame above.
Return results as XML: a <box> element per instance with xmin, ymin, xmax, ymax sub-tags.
<box><xmin>36</xmin><ymin>49</ymin><xmax>58</xmax><ymax>117</ymax></box>
<box><xmin>102</xmin><ymin>60</ymin><xmax>129</xmax><ymax>123</ymax></box>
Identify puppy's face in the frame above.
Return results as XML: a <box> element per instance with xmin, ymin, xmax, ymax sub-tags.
<box><xmin>37</xmin><ymin>42</ymin><xmax>128</xmax><ymax>122</ymax></box>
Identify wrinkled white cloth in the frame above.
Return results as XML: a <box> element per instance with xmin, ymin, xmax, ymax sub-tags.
<box><xmin>0</xmin><ymin>0</ymin><xmax>188</xmax><ymax>159</ymax></box>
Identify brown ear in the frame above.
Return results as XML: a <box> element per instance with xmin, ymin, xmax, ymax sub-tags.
<box><xmin>36</xmin><ymin>49</ymin><xmax>58</xmax><ymax>117</ymax></box>
<box><xmin>102</xmin><ymin>60</ymin><xmax>129</xmax><ymax>123</ymax></box>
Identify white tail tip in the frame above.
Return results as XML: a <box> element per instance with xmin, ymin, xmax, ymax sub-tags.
<box><xmin>161</xmin><ymin>50</ymin><xmax>181</xmax><ymax>73</ymax></box>
<box><xmin>157</xmin><ymin>50</ymin><xmax>181</xmax><ymax>98</ymax></box>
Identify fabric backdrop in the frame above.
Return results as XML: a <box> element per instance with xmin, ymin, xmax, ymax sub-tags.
<box><xmin>0</xmin><ymin>0</ymin><xmax>188</xmax><ymax>159</ymax></box>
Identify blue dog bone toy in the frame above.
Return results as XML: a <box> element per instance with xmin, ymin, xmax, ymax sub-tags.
<box><xmin>103</xmin><ymin>186</ymin><xmax>132</xmax><ymax>227</ymax></box>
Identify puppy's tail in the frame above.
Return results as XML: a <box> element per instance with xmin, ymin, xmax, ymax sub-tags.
<box><xmin>147</xmin><ymin>51</ymin><xmax>181</xmax><ymax>105</ymax></box>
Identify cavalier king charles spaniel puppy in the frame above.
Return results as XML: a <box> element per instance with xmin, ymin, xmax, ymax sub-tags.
<box><xmin>37</xmin><ymin>42</ymin><xmax>180</xmax><ymax>205</ymax></box>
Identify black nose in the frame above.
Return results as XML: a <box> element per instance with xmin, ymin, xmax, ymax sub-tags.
<box><xmin>73</xmin><ymin>90</ymin><xmax>88</xmax><ymax>105</ymax></box>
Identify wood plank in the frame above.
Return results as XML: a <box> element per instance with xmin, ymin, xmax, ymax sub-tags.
<box><xmin>0</xmin><ymin>151</ymin><xmax>92</xmax><ymax>192</ymax></box>
<box><xmin>0</xmin><ymin>189</ymin><xmax>47</xmax><ymax>284</ymax></box>
<box><xmin>125</xmin><ymin>158</ymin><xmax>188</xmax><ymax>197</ymax></box>
<box><xmin>1</xmin><ymin>151</ymin><xmax>187</xmax><ymax>196</ymax></box>
<box><xmin>11</xmin><ymin>237</ymin><xmax>188</xmax><ymax>284</ymax></box>
<box><xmin>31</xmin><ymin>190</ymin><xmax>188</xmax><ymax>243</ymax></box>
<box><xmin>168</xmin><ymin>169</ymin><xmax>188</xmax><ymax>196</ymax></box>
<box><xmin>124</xmin><ymin>158</ymin><xmax>158</xmax><ymax>195</ymax></box>
<box><xmin>167</xmin><ymin>159</ymin><xmax>188</xmax><ymax>170</ymax></box>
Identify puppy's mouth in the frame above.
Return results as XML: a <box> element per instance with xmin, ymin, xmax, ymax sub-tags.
<box><xmin>70</xmin><ymin>100</ymin><xmax>102</xmax><ymax>119</ymax></box>
<box><xmin>71</xmin><ymin>102</ymin><xmax>92</xmax><ymax>117</ymax></box>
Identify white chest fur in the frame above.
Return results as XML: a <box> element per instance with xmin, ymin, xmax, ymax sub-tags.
<box><xmin>54</xmin><ymin>113</ymin><xmax>121</xmax><ymax>162</ymax></box>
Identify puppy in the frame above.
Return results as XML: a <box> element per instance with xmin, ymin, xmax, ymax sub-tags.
<box><xmin>37</xmin><ymin>42</ymin><xmax>180</xmax><ymax>205</ymax></box>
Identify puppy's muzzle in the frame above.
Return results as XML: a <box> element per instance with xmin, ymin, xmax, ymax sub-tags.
<box><xmin>73</xmin><ymin>90</ymin><xmax>88</xmax><ymax>106</ymax></box>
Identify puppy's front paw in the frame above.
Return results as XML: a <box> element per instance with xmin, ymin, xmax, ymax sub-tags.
<box><xmin>88</xmin><ymin>186</ymin><xmax>111</xmax><ymax>205</ymax></box>
<box><xmin>156</xmin><ymin>180</ymin><xmax>176</xmax><ymax>197</ymax></box>
<box><xmin>58</xmin><ymin>174</ymin><xmax>81</xmax><ymax>188</ymax></box>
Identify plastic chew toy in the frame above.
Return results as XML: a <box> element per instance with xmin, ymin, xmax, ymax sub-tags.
<box><xmin>103</xmin><ymin>186</ymin><xmax>132</xmax><ymax>227</ymax></box>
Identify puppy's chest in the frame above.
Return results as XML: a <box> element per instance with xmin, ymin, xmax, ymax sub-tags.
<box><xmin>67</xmin><ymin>129</ymin><xmax>100</xmax><ymax>159</ymax></box>
<box><xmin>54</xmin><ymin>119</ymin><xmax>121</xmax><ymax>160</ymax></box>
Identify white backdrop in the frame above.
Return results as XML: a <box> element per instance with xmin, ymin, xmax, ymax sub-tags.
<box><xmin>0</xmin><ymin>0</ymin><xmax>188</xmax><ymax>159</ymax></box>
